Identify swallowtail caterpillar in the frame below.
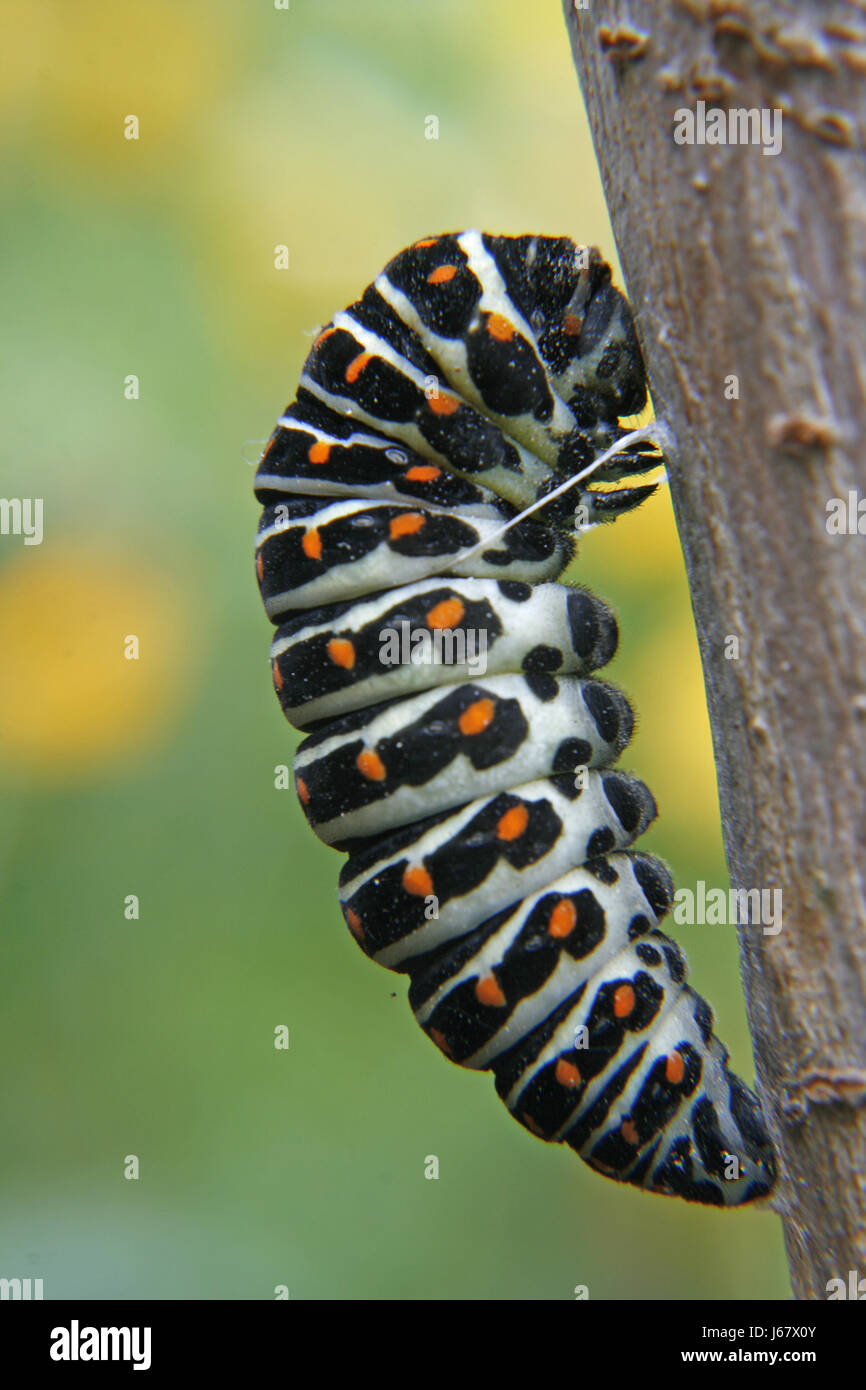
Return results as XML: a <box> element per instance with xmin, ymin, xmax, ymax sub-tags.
<box><xmin>253</xmin><ymin>231</ymin><xmax>777</xmax><ymax>1206</ymax></box>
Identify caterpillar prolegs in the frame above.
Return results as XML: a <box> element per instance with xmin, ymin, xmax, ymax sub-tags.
<box><xmin>254</xmin><ymin>231</ymin><xmax>777</xmax><ymax>1206</ymax></box>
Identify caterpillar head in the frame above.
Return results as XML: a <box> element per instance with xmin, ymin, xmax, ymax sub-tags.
<box><xmin>516</xmin><ymin>236</ymin><xmax>649</xmax><ymax>424</ymax></box>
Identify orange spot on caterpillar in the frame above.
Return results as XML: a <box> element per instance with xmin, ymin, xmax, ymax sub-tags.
<box><xmin>404</xmin><ymin>465</ymin><xmax>441</xmax><ymax>482</ymax></box>
<box><xmin>327</xmin><ymin>638</ymin><xmax>356</xmax><ymax>669</ymax></box>
<box><xmin>555</xmin><ymin>1059</ymin><xmax>582</xmax><ymax>1089</ymax></box>
<box><xmin>613</xmin><ymin>983</ymin><xmax>636</xmax><ymax>1019</ymax></box>
<box><xmin>427</xmin><ymin>393</ymin><xmax>460</xmax><ymax>416</ymax></box>
<box><xmin>427</xmin><ymin>264</ymin><xmax>458</xmax><ymax>284</ymax></box>
<box><xmin>414</xmin><ymin>237</ymin><xmax>438</xmax><ymax>249</ymax></box>
<box><xmin>389</xmin><ymin>512</ymin><xmax>426</xmax><ymax>540</ymax></box>
<box><xmin>563</xmin><ymin>313</ymin><xmax>582</xmax><ymax>336</ymax></box>
<box><xmin>314</xmin><ymin>326</ymin><xmax>337</xmax><ymax>348</ymax></box>
<box><xmin>665</xmin><ymin>1052</ymin><xmax>686</xmax><ymax>1086</ymax></box>
<box><xmin>429</xmin><ymin>1027</ymin><xmax>452</xmax><ymax>1055</ymax></box>
<box><xmin>402</xmin><ymin>864</ymin><xmax>433</xmax><ymax>897</ymax></box>
<box><xmin>497</xmin><ymin>804</ymin><xmax>528</xmax><ymax>841</ymax></box>
<box><xmin>256</xmin><ymin>551</ymin><xmax>264</xmax><ymax>581</ymax></box>
<box><xmin>345</xmin><ymin>351</ymin><xmax>372</xmax><ymax>385</ymax></box>
<box><xmin>620</xmin><ymin>1118</ymin><xmax>640</xmax><ymax>1146</ymax></box>
<box><xmin>271</xmin><ymin>660</ymin><xmax>284</xmax><ymax>692</ymax></box>
<box><xmin>487</xmin><ymin>313</ymin><xmax>514</xmax><ymax>342</ymax></box>
<box><xmin>548</xmin><ymin>898</ymin><xmax>577</xmax><ymax>938</ymax></box>
<box><xmin>458</xmin><ymin>698</ymin><xmax>495</xmax><ymax>736</ymax></box>
<box><xmin>475</xmin><ymin>974</ymin><xmax>506</xmax><ymax>1008</ymax></box>
<box><xmin>356</xmin><ymin>749</ymin><xmax>386</xmax><ymax>781</ymax></box>
<box><xmin>426</xmin><ymin>598</ymin><xmax>464</xmax><ymax>629</ymax></box>
<box><xmin>521</xmin><ymin>1112</ymin><xmax>547</xmax><ymax>1137</ymax></box>
<box><xmin>346</xmin><ymin>908</ymin><xmax>364</xmax><ymax>940</ymax></box>
<box><xmin>296</xmin><ymin>777</ymin><xmax>310</xmax><ymax>805</ymax></box>
<box><xmin>302</xmin><ymin>529</ymin><xmax>322</xmax><ymax>560</ymax></box>
<box><xmin>308</xmin><ymin>441</ymin><xmax>332</xmax><ymax>464</ymax></box>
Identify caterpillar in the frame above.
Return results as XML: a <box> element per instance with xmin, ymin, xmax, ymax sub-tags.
<box><xmin>253</xmin><ymin>231</ymin><xmax>777</xmax><ymax>1206</ymax></box>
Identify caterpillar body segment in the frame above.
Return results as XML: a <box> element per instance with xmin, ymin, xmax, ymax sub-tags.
<box><xmin>293</xmin><ymin>673</ymin><xmax>634</xmax><ymax>845</ymax></box>
<box><xmin>269</xmin><ymin>578</ymin><xmax>618</xmax><ymax>728</ymax></box>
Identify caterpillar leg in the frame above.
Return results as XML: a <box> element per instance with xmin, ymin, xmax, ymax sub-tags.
<box><xmin>574</xmin><ymin>482</ymin><xmax>658</xmax><ymax>526</ymax></box>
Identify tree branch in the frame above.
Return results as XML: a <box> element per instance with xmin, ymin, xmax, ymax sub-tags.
<box><xmin>563</xmin><ymin>0</ymin><xmax>866</xmax><ymax>1299</ymax></box>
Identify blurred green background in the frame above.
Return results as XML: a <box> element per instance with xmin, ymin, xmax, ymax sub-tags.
<box><xmin>0</xmin><ymin>0</ymin><xmax>787</xmax><ymax>1299</ymax></box>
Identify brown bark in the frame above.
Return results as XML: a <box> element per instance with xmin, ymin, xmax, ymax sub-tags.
<box><xmin>562</xmin><ymin>0</ymin><xmax>866</xmax><ymax>1299</ymax></box>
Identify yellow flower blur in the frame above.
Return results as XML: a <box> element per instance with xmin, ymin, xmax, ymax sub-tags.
<box><xmin>0</xmin><ymin>543</ymin><xmax>189</xmax><ymax>780</ymax></box>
